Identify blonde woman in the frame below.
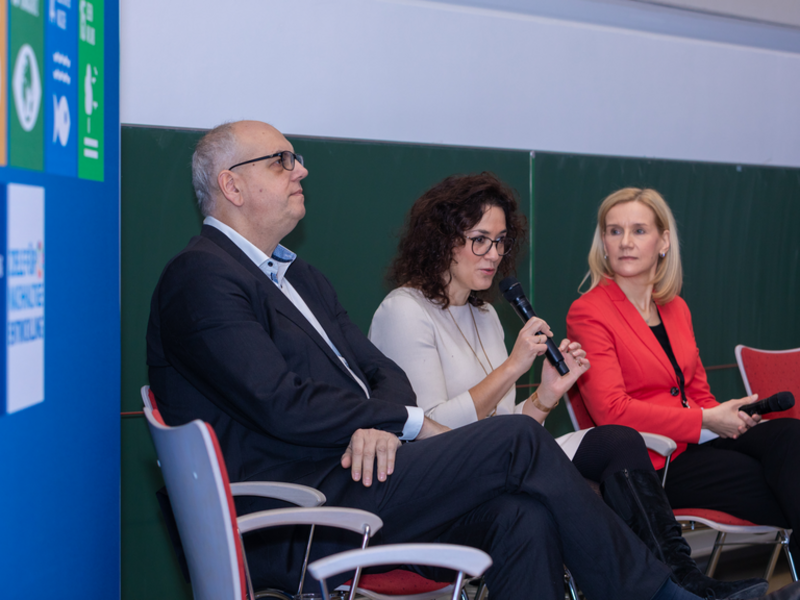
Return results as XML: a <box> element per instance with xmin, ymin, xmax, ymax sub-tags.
<box><xmin>567</xmin><ymin>187</ymin><xmax>800</xmax><ymax>582</ymax></box>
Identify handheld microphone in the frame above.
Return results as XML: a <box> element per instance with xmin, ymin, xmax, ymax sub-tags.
<box><xmin>739</xmin><ymin>391</ymin><xmax>795</xmax><ymax>417</ymax></box>
<box><xmin>499</xmin><ymin>277</ymin><xmax>569</xmax><ymax>376</ymax></box>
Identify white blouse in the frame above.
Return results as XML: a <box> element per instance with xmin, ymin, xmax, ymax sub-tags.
<box><xmin>369</xmin><ymin>287</ymin><xmax>524</xmax><ymax>428</ymax></box>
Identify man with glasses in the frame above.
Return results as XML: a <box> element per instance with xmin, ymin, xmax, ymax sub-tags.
<box><xmin>147</xmin><ymin>120</ymin><xmax>716</xmax><ymax>600</ymax></box>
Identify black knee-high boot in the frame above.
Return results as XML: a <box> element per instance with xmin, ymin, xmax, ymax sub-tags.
<box><xmin>601</xmin><ymin>469</ymin><xmax>769</xmax><ymax>600</ymax></box>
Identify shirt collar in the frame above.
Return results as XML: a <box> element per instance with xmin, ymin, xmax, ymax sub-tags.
<box><xmin>204</xmin><ymin>216</ymin><xmax>296</xmax><ymax>286</ymax></box>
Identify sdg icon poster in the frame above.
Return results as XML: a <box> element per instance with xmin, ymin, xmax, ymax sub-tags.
<box><xmin>0</xmin><ymin>2</ymin><xmax>7</xmax><ymax>166</ymax></box>
<box><xmin>5</xmin><ymin>0</ymin><xmax>103</xmax><ymax>180</ymax></box>
<box><xmin>78</xmin><ymin>0</ymin><xmax>103</xmax><ymax>181</ymax></box>
<box><xmin>46</xmin><ymin>0</ymin><xmax>78</xmax><ymax>176</ymax></box>
<box><xmin>9</xmin><ymin>0</ymin><xmax>44</xmax><ymax>171</ymax></box>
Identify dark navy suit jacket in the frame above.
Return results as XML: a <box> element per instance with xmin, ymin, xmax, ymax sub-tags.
<box><xmin>147</xmin><ymin>225</ymin><xmax>416</xmax><ymax>487</ymax></box>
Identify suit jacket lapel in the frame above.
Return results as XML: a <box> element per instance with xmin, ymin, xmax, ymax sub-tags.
<box><xmin>284</xmin><ymin>263</ymin><xmax>371</xmax><ymax>389</ymax></box>
<box><xmin>200</xmin><ymin>226</ymin><xmax>356</xmax><ymax>382</ymax></box>
<box><xmin>603</xmin><ymin>280</ymin><xmax>676</xmax><ymax>381</ymax></box>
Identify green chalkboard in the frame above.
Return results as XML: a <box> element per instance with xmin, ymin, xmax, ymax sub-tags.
<box><xmin>120</xmin><ymin>126</ymin><xmax>533</xmax><ymax>599</ymax></box>
<box><xmin>121</xmin><ymin>128</ymin><xmax>800</xmax><ymax>598</ymax></box>
<box><xmin>121</xmin><ymin>127</ymin><xmax>203</xmax><ymax>600</ymax></box>
<box><xmin>533</xmin><ymin>153</ymin><xmax>800</xmax><ymax>435</ymax></box>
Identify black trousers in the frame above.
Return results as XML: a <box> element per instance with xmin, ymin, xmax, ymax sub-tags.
<box><xmin>243</xmin><ymin>416</ymin><xmax>670</xmax><ymax>600</ymax></box>
<box><xmin>572</xmin><ymin>424</ymin><xmax>655</xmax><ymax>484</ymax></box>
<box><xmin>658</xmin><ymin>418</ymin><xmax>800</xmax><ymax>555</ymax></box>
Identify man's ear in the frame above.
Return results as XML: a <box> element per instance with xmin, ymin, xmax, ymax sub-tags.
<box><xmin>218</xmin><ymin>170</ymin><xmax>245</xmax><ymax>207</ymax></box>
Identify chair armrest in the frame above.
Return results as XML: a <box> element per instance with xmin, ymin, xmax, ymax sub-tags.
<box><xmin>308</xmin><ymin>544</ymin><xmax>492</xmax><ymax>581</ymax></box>
<box><xmin>237</xmin><ymin>506</ymin><xmax>383</xmax><ymax>536</ymax></box>
<box><xmin>230</xmin><ymin>481</ymin><xmax>326</xmax><ymax>507</ymax></box>
<box><xmin>639</xmin><ymin>432</ymin><xmax>677</xmax><ymax>458</ymax></box>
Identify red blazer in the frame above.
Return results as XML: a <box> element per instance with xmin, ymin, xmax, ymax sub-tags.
<box><xmin>566</xmin><ymin>279</ymin><xmax>718</xmax><ymax>469</ymax></box>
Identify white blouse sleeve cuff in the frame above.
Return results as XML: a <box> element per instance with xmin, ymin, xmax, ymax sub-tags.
<box><xmin>424</xmin><ymin>391</ymin><xmax>479</xmax><ymax>429</ymax></box>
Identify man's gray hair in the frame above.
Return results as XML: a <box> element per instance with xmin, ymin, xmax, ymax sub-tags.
<box><xmin>192</xmin><ymin>122</ymin><xmax>239</xmax><ymax>217</ymax></box>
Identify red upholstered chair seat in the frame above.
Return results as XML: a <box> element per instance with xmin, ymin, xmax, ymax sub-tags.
<box><xmin>353</xmin><ymin>571</ymin><xmax>451</xmax><ymax>594</ymax></box>
<box><xmin>673</xmin><ymin>508</ymin><xmax>758</xmax><ymax>527</ymax></box>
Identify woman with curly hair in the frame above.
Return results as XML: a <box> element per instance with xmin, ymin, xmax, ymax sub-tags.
<box><xmin>369</xmin><ymin>173</ymin><xmax>769</xmax><ymax>600</ymax></box>
<box><xmin>370</xmin><ymin>172</ymin><xmax>586</xmax><ymax>425</ymax></box>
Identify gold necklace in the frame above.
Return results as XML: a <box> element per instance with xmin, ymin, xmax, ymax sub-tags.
<box><xmin>447</xmin><ymin>304</ymin><xmax>494</xmax><ymax>376</ymax></box>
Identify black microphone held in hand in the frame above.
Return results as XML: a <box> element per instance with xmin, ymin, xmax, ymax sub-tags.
<box><xmin>499</xmin><ymin>277</ymin><xmax>570</xmax><ymax>376</ymax></box>
<box><xmin>739</xmin><ymin>391</ymin><xmax>795</xmax><ymax>417</ymax></box>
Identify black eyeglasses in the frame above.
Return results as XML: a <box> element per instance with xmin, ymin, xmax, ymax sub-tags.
<box><xmin>228</xmin><ymin>151</ymin><xmax>304</xmax><ymax>172</ymax></box>
<box><xmin>467</xmin><ymin>235</ymin><xmax>514</xmax><ymax>256</ymax></box>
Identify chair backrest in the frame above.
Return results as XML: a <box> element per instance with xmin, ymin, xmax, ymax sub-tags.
<box><xmin>140</xmin><ymin>385</ymin><xmax>166</xmax><ymax>424</ymax></box>
<box><xmin>143</xmin><ymin>406</ymin><xmax>247</xmax><ymax>600</ymax></box>
<box><xmin>565</xmin><ymin>386</ymin><xmax>597</xmax><ymax>430</ymax></box>
<box><xmin>735</xmin><ymin>345</ymin><xmax>800</xmax><ymax>421</ymax></box>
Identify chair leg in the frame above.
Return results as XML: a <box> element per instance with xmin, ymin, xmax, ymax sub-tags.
<box><xmin>565</xmin><ymin>568</ymin><xmax>579</xmax><ymax>600</ymax></box>
<box><xmin>784</xmin><ymin>534</ymin><xmax>798</xmax><ymax>582</ymax></box>
<box><xmin>705</xmin><ymin>531</ymin><xmax>727</xmax><ymax>578</ymax></box>
<box><xmin>763</xmin><ymin>532</ymin><xmax>784</xmax><ymax>582</ymax></box>
<box><xmin>449</xmin><ymin>572</ymin><xmax>466</xmax><ymax>600</ymax></box>
<box><xmin>297</xmin><ymin>524</ymin><xmax>317</xmax><ymax>597</ymax></box>
<box><xmin>473</xmin><ymin>577</ymin><xmax>488</xmax><ymax>600</ymax></box>
<box><xmin>241</xmin><ymin>533</ymin><xmax>258</xmax><ymax>600</ymax></box>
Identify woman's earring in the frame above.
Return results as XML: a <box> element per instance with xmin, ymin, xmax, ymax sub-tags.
<box><xmin>660</xmin><ymin>252</ymin><xmax>666</xmax><ymax>258</ymax></box>
<box><xmin>603</xmin><ymin>253</ymin><xmax>608</xmax><ymax>260</ymax></box>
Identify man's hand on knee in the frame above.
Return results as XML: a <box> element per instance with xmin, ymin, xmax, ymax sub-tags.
<box><xmin>341</xmin><ymin>428</ymin><xmax>402</xmax><ymax>487</ymax></box>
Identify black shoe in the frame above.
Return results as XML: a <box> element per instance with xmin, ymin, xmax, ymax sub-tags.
<box><xmin>761</xmin><ymin>581</ymin><xmax>800</xmax><ymax>600</ymax></box>
<box><xmin>601</xmin><ymin>469</ymin><xmax>769</xmax><ymax>600</ymax></box>
<box><xmin>680</xmin><ymin>571</ymin><xmax>768</xmax><ymax>599</ymax></box>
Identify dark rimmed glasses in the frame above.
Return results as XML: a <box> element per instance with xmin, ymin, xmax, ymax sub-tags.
<box><xmin>228</xmin><ymin>151</ymin><xmax>304</xmax><ymax>172</ymax></box>
<box><xmin>468</xmin><ymin>235</ymin><xmax>514</xmax><ymax>256</ymax></box>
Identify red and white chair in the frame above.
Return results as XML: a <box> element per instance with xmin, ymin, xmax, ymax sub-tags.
<box><xmin>140</xmin><ymin>386</ymin><xmax>475</xmax><ymax>600</ymax></box>
<box><xmin>566</xmin><ymin>387</ymin><xmax>797</xmax><ymax>582</ymax></box>
<box><xmin>310</xmin><ymin>544</ymin><xmax>492</xmax><ymax>600</ymax></box>
<box><xmin>735</xmin><ymin>345</ymin><xmax>800</xmax><ymax>421</ymax></box>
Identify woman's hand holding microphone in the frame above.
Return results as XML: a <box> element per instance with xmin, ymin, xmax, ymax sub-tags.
<box><xmin>510</xmin><ymin>318</ymin><xmax>590</xmax><ymax>422</ymax></box>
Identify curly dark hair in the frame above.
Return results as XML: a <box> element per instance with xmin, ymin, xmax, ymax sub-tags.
<box><xmin>389</xmin><ymin>172</ymin><xmax>527</xmax><ymax>309</ymax></box>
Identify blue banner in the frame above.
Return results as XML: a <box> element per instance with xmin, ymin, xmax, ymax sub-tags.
<box><xmin>1</xmin><ymin>1</ymin><xmax>119</xmax><ymax>596</ymax></box>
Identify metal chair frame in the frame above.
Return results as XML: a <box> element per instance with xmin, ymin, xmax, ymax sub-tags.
<box><xmin>564</xmin><ymin>390</ymin><xmax>797</xmax><ymax>583</ymax></box>
<box><xmin>141</xmin><ymin>386</ymin><xmax>477</xmax><ymax>600</ymax></box>
<box><xmin>309</xmin><ymin>544</ymin><xmax>492</xmax><ymax>600</ymax></box>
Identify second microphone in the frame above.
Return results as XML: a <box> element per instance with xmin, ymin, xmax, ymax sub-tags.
<box><xmin>499</xmin><ymin>277</ymin><xmax>570</xmax><ymax>376</ymax></box>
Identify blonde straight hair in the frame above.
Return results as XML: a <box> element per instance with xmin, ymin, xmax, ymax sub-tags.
<box><xmin>582</xmin><ymin>188</ymin><xmax>683</xmax><ymax>304</ymax></box>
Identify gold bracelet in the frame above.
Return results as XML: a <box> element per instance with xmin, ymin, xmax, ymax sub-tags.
<box><xmin>530</xmin><ymin>391</ymin><xmax>559</xmax><ymax>413</ymax></box>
